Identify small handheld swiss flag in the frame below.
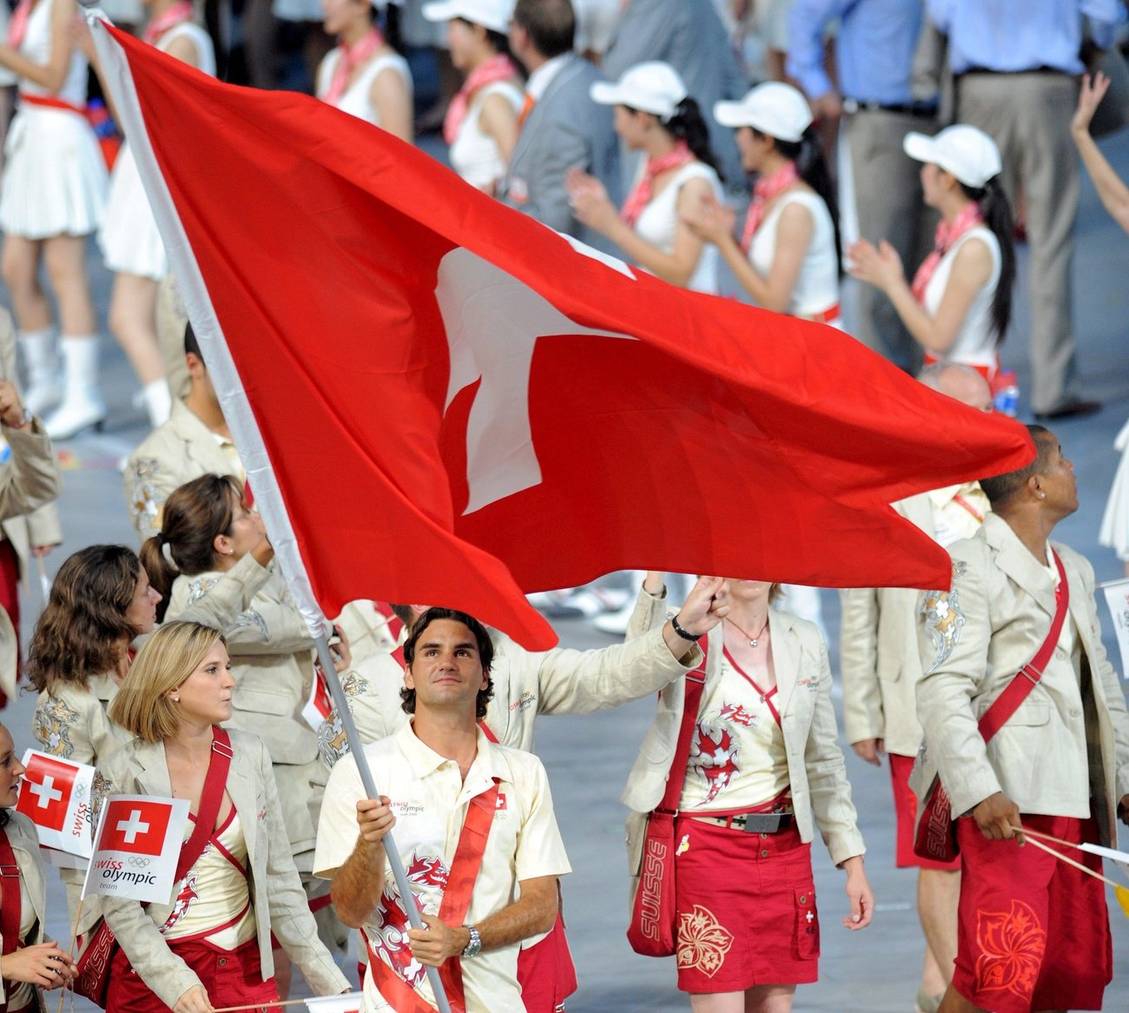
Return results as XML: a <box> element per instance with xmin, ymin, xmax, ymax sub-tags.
<box><xmin>15</xmin><ymin>750</ymin><xmax>95</xmax><ymax>857</ymax></box>
<box><xmin>99</xmin><ymin>799</ymin><xmax>174</xmax><ymax>855</ymax></box>
<box><xmin>83</xmin><ymin>794</ymin><xmax>190</xmax><ymax>905</ymax></box>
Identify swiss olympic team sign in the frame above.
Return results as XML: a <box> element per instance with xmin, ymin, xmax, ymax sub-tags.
<box><xmin>83</xmin><ymin>794</ymin><xmax>190</xmax><ymax>905</ymax></box>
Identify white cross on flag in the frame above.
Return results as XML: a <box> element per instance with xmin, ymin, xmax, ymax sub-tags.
<box><xmin>83</xmin><ymin>794</ymin><xmax>190</xmax><ymax>905</ymax></box>
<box><xmin>15</xmin><ymin>750</ymin><xmax>95</xmax><ymax>858</ymax></box>
<box><xmin>301</xmin><ymin>662</ymin><xmax>334</xmax><ymax>731</ymax></box>
<box><xmin>89</xmin><ymin>19</ymin><xmax>1034</xmax><ymax>650</ymax></box>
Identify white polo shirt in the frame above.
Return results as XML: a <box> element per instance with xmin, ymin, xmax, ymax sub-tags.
<box><xmin>313</xmin><ymin>721</ymin><xmax>571</xmax><ymax>1012</ymax></box>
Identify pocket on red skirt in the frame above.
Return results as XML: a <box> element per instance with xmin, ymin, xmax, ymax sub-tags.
<box><xmin>793</xmin><ymin>885</ymin><xmax>820</xmax><ymax>960</ymax></box>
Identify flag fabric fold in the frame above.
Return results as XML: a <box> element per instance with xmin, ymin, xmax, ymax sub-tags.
<box><xmin>92</xmin><ymin>20</ymin><xmax>1033</xmax><ymax>650</ymax></box>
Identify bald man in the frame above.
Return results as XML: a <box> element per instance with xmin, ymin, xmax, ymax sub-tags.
<box><xmin>839</xmin><ymin>361</ymin><xmax>991</xmax><ymax>1010</ymax></box>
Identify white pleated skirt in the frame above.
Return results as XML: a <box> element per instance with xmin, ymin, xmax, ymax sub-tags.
<box><xmin>99</xmin><ymin>144</ymin><xmax>167</xmax><ymax>280</ymax></box>
<box><xmin>0</xmin><ymin>106</ymin><xmax>107</xmax><ymax>239</ymax></box>
<box><xmin>1099</xmin><ymin>417</ymin><xmax>1129</xmax><ymax>561</ymax></box>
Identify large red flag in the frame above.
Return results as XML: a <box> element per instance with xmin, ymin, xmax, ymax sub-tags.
<box><xmin>94</xmin><ymin>23</ymin><xmax>1031</xmax><ymax>650</ymax></box>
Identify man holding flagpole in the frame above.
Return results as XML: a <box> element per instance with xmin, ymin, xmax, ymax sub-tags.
<box><xmin>914</xmin><ymin>425</ymin><xmax>1129</xmax><ymax>1013</ymax></box>
<box><xmin>314</xmin><ymin>607</ymin><xmax>575</xmax><ymax>1013</ymax></box>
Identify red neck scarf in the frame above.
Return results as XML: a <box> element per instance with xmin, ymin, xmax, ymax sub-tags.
<box><xmin>144</xmin><ymin>0</ymin><xmax>194</xmax><ymax>45</ymax></box>
<box><xmin>620</xmin><ymin>141</ymin><xmax>694</xmax><ymax>228</ymax></box>
<box><xmin>323</xmin><ymin>26</ymin><xmax>385</xmax><ymax>106</ymax></box>
<box><xmin>740</xmin><ymin>160</ymin><xmax>799</xmax><ymax>252</ymax></box>
<box><xmin>911</xmin><ymin>201</ymin><xmax>984</xmax><ymax>303</ymax></box>
<box><xmin>443</xmin><ymin>52</ymin><xmax>518</xmax><ymax>146</ymax></box>
<box><xmin>7</xmin><ymin>0</ymin><xmax>35</xmax><ymax>50</ymax></box>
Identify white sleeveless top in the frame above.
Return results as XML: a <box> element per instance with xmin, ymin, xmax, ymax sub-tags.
<box><xmin>679</xmin><ymin>647</ymin><xmax>790</xmax><ymax>811</ymax></box>
<box><xmin>316</xmin><ymin>48</ymin><xmax>412</xmax><ymax>127</ymax></box>
<box><xmin>158</xmin><ymin>21</ymin><xmax>216</xmax><ymax>75</ymax></box>
<box><xmin>748</xmin><ymin>189</ymin><xmax>840</xmax><ymax>320</ymax></box>
<box><xmin>21</xmin><ymin>0</ymin><xmax>87</xmax><ymax>104</ymax></box>
<box><xmin>634</xmin><ymin>161</ymin><xmax>723</xmax><ymax>294</ymax></box>
<box><xmin>922</xmin><ymin>224</ymin><xmax>1002</xmax><ymax>369</ymax></box>
<box><xmin>449</xmin><ymin>80</ymin><xmax>522</xmax><ymax>190</ymax></box>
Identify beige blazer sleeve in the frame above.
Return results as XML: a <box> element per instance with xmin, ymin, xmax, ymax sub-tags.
<box><xmin>804</xmin><ymin>635</ymin><xmax>867</xmax><ymax>865</ymax></box>
<box><xmin>915</xmin><ymin>542</ymin><xmax>1003</xmax><ymax>817</ymax></box>
<box><xmin>172</xmin><ymin>557</ymin><xmax>312</xmax><ymax>655</ymax></box>
<box><xmin>534</xmin><ymin>625</ymin><xmax>702</xmax><ymax>716</ymax></box>
<box><xmin>0</xmin><ymin>424</ymin><xmax>59</xmax><ymax>520</ymax></box>
<box><xmin>252</xmin><ymin>738</ymin><xmax>350</xmax><ymax>995</ymax></box>
<box><xmin>838</xmin><ymin>587</ymin><xmax>884</xmax><ymax>745</ymax></box>
<box><xmin>625</xmin><ymin>584</ymin><xmax>668</xmax><ymax>641</ymax></box>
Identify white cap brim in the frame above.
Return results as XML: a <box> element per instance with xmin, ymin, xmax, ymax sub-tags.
<box><xmin>902</xmin><ymin>131</ymin><xmax>938</xmax><ymax>166</ymax></box>
<box><xmin>421</xmin><ymin>0</ymin><xmax>508</xmax><ymax>31</ymax></box>
<box><xmin>589</xmin><ymin>80</ymin><xmax>671</xmax><ymax>117</ymax></box>
<box><xmin>713</xmin><ymin>99</ymin><xmax>749</xmax><ymax>129</ymax></box>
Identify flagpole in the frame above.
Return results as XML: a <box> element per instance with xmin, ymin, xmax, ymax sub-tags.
<box><xmin>315</xmin><ymin>636</ymin><xmax>454</xmax><ymax>1013</ymax></box>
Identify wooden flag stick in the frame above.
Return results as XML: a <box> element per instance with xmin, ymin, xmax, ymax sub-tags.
<box><xmin>1011</xmin><ymin>826</ymin><xmax>1123</xmax><ymax>891</ymax></box>
<box><xmin>213</xmin><ymin>998</ymin><xmax>321</xmax><ymax>1012</ymax></box>
<box><xmin>55</xmin><ymin>894</ymin><xmax>86</xmax><ymax>1013</ymax></box>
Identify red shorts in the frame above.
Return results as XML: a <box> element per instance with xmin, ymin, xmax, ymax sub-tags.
<box><xmin>953</xmin><ymin>814</ymin><xmax>1112</xmax><ymax>1013</ymax></box>
<box><xmin>517</xmin><ymin>912</ymin><xmax>578</xmax><ymax>1012</ymax></box>
<box><xmin>673</xmin><ymin>816</ymin><xmax>818</xmax><ymax>994</ymax></box>
<box><xmin>889</xmin><ymin>753</ymin><xmax>960</xmax><ymax>871</ymax></box>
<box><xmin>107</xmin><ymin>936</ymin><xmax>280</xmax><ymax>1011</ymax></box>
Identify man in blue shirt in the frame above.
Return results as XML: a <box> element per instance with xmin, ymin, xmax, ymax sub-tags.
<box><xmin>788</xmin><ymin>0</ymin><xmax>936</xmax><ymax>371</ymax></box>
<box><xmin>933</xmin><ymin>0</ymin><xmax>1123</xmax><ymax>418</ymax></box>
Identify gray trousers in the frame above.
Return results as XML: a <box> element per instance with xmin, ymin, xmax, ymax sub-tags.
<box><xmin>957</xmin><ymin>72</ymin><xmax>1080</xmax><ymax>414</ymax></box>
<box><xmin>841</xmin><ymin>109</ymin><xmax>933</xmax><ymax>370</ymax></box>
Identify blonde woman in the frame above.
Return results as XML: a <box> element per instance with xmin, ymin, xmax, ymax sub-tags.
<box><xmin>97</xmin><ymin>621</ymin><xmax>350</xmax><ymax>1012</ymax></box>
<box><xmin>0</xmin><ymin>720</ymin><xmax>77</xmax><ymax>1013</ymax></box>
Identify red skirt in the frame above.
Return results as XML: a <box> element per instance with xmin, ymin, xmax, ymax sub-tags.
<box><xmin>952</xmin><ymin>815</ymin><xmax>1112</xmax><ymax>1013</ymax></box>
<box><xmin>672</xmin><ymin>816</ymin><xmax>818</xmax><ymax>994</ymax></box>
<box><xmin>107</xmin><ymin>935</ymin><xmax>279</xmax><ymax>1011</ymax></box>
<box><xmin>889</xmin><ymin>753</ymin><xmax>960</xmax><ymax>871</ymax></box>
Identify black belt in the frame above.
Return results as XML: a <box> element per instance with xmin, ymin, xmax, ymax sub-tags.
<box><xmin>960</xmin><ymin>66</ymin><xmax>1071</xmax><ymax>77</ymax></box>
<box><xmin>843</xmin><ymin>98</ymin><xmax>937</xmax><ymax>119</ymax></box>
<box><xmin>693</xmin><ymin>811</ymin><xmax>795</xmax><ymax>833</ymax></box>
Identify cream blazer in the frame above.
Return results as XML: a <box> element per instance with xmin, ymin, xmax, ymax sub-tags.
<box><xmin>123</xmin><ymin>398</ymin><xmax>243</xmax><ymax>541</ymax></box>
<box><xmin>839</xmin><ymin>493</ymin><xmax>938</xmax><ymax>757</ymax></box>
<box><xmin>913</xmin><ymin>514</ymin><xmax>1129</xmax><ymax>846</ymax></box>
<box><xmin>166</xmin><ymin>554</ymin><xmax>327</xmax><ymax>855</ymax></box>
<box><xmin>622</xmin><ymin>599</ymin><xmax>866</xmax><ymax>869</ymax></box>
<box><xmin>93</xmin><ymin>730</ymin><xmax>350</xmax><ymax>1009</ymax></box>
<box><xmin>0</xmin><ymin>811</ymin><xmax>47</xmax><ymax>1009</ymax></box>
<box><xmin>321</xmin><ymin>623</ymin><xmax>702</xmax><ymax>763</ymax></box>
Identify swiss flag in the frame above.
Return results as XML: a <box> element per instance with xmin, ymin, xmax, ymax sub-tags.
<box><xmin>98</xmin><ymin>798</ymin><xmax>174</xmax><ymax>856</ymax></box>
<box><xmin>93</xmin><ymin>23</ymin><xmax>1032</xmax><ymax>650</ymax></box>
<box><xmin>16</xmin><ymin>753</ymin><xmax>77</xmax><ymax>832</ymax></box>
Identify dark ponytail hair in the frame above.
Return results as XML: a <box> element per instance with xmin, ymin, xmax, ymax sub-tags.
<box><xmin>958</xmin><ymin>176</ymin><xmax>1015</xmax><ymax>343</ymax></box>
<box><xmin>764</xmin><ymin>126</ymin><xmax>841</xmax><ymax>274</ymax></box>
<box><xmin>139</xmin><ymin>474</ymin><xmax>243</xmax><ymax>623</ymax></box>
<box><xmin>663</xmin><ymin>97</ymin><xmax>723</xmax><ymax>182</ymax></box>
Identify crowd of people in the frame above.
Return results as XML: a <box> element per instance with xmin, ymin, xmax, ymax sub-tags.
<box><xmin>0</xmin><ymin>1</ymin><xmax>1128</xmax><ymax>1013</ymax></box>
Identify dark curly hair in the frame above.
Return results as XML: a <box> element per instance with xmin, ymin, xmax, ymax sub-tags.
<box><xmin>399</xmin><ymin>608</ymin><xmax>494</xmax><ymax>719</ymax></box>
<box><xmin>27</xmin><ymin>545</ymin><xmax>144</xmax><ymax>693</ymax></box>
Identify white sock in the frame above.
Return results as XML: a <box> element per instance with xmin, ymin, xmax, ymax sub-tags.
<box><xmin>141</xmin><ymin>378</ymin><xmax>172</xmax><ymax>427</ymax></box>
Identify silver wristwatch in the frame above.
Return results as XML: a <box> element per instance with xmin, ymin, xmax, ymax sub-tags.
<box><xmin>461</xmin><ymin>925</ymin><xmax>482</xmax><ymax>959</ymax></box>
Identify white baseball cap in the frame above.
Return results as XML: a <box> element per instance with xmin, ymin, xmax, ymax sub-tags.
<box><xmin>421</xmin><ymin>0</ymin><xmax>513</xmax><ymax>33</ymax></box>
<box><xmin>903</xmin><ymin>125</ymin><xmax>1002</xmax><ymax>188</ymax></box>
<box><xmin>590</xmin><ymin>61</ymin><xmax>688</xmax><ymax>119</ymax></box>
<box><xmin>714</xmin><ymin>82</ymin><xmax>812</xmax><ymax>143</ymax></box>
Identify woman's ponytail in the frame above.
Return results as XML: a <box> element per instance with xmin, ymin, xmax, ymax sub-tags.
<box><xmin>140</xmin><ymin>534</ymin><xmax>179</xmax><ymax>624</ymax></box>
<box><xmin>775</xmin><ymin>127</ymin><xmax>842</xmax><ymax>274</ymax></box>
<box><xmin>665</xmin><ymin>96</ymin><xmax>724</xmax><ymax>182</ymax></box>
<box><xmin>960</xmin><ymin>176</ymin><xmax>1015</xmax><ymax>342</ymax></box>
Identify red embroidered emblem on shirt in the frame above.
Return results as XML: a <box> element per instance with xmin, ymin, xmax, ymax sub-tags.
<box><xmin>974</xmin><ymin>899</ymin><xmax>1047</xmax><ymax>999</ymax></box>
<box><xmin>676</xmin><ymin>904</ymin><xmax>734</xmax><ymax>977</ymax></box>
<box><xmin>690</xmin><ymin>720</ymin><xmax>738</xmax><ymax>804</ymax></box>
<box><xmin>368</xmin><ymin>852</ymin><xmax>451</xmax><ymax>990</ymax></box>
<box><xmin>719</xmin><ymin>703</ymin><xmax>756</xmax><ymax>727</ymax></box>
<box><xmin>161</xmin><ymin>873</ymin><xmax>199</xmax><ymax>931</ymax></box>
